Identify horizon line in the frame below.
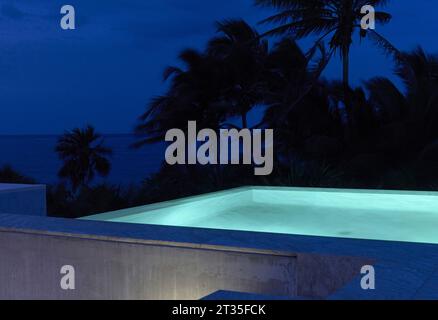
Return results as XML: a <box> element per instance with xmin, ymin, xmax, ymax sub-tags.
<box><xmin>0</xmin><ymin>133</ymin><xmax>137</xmax><ymax>137</ymax></box>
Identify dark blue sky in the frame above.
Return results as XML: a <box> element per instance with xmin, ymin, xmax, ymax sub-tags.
<box><xmin>0</xmin><ymin>0</ymin><xmax>437</xmax><ymax>134</ymax></box>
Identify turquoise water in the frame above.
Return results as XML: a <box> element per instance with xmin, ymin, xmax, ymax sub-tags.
<box><xmin>84</xmin><ymin>187</ymin><xmax>438</xmax><ymax>244</ymax></box>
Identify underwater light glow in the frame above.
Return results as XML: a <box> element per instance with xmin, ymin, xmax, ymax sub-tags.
<box><xmin>83</xmin><ymin>187</ymin><xmax>438</xmax><ymax>245</ymax></box>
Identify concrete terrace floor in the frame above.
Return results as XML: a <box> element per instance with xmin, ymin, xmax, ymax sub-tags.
<box><xmin>1</xmin><ymin>213</ymin><xmax>438</xmax><ymax>299</ymax></box>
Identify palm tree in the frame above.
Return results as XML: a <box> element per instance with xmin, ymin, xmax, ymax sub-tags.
<box><xmin>353</xmin><ymin>47</ymin><xmax>438</xmax><ymax>186</ymax></box>
<box><xmin>365</xmin><ymin>47</ymin><xmax>438</xmax><ymax>148</ymax></box>
<box><xmin>262</xmin><ymin>37</ymin><xmax>329</xmax><ymax>125</ymax></box>
<box><xmin>56</xmin><ymin>125</ymin><xmax>112</xmax><ymax>192</ymax></box>
<box><xmin>133</xmin><ymin>49</ymin><xmax>228</xmax><ymax>147</ymax></box>
<box><xmin>255</xmin><ymin>0</ymin><xmax>393</xmax><ymax>92</ymax></box>
<box><xmin>207</xmin><ymin>19</ymin><xmax>269</xmax><ymax>128</ymax></box>
<box><xmin>134</xmin><ymin>19</ymin><xmax>272</xmax><ymax>148</ymax></box>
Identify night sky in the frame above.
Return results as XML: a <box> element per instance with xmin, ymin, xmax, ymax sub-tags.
<box><xmin>1</xmin><ymin>0</ymin><xmax>437</xmax><ymax>134</ymax></box>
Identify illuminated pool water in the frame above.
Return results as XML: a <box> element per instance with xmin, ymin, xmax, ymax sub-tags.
<box><xmin>83</xmin><ymin>187</ymin><xmax>438</xmax><ymax>244</ymax></box>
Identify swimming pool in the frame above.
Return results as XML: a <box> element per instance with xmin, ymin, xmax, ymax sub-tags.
<box><xmin>84</xmin><ymin>186</ymin><xmax>438</xmax><ymax>245</ymax></box>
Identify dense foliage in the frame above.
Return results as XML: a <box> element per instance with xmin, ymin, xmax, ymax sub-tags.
<box><xmin>6</xmin><ymin>1</ymin><xmax>438</xmax><ymax>218</ymax></box>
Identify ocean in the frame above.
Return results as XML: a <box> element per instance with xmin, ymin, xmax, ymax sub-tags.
<box><xmin>0</xmin><ymin>135</ymin><xmax>166</xmax><ymax>186</ymax></box>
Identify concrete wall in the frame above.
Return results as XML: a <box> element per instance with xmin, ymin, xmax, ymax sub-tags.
<box><xmin>0</xmin><ymin>229</ymin><xmax>297</xmax><ymax>300</ymax></box>
<box><xmin>0</xmin><ymin>184</ymin><xmax>46</xmax><ymax>216</ymax></box>
<box><xmin>297</xmin><ymin>253</ymin><xmax>373</xmax><ymax>298</ymax></box>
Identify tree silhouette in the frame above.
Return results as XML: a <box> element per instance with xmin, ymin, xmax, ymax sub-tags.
<box><xmin>56</xmin><ymin>125</ymin><xmax>112</xmax><ymax>192</ymax></box>
<box><xmin>207</xmin><ymin>19</ymin><xmax>269</xmax><ymax>128</ymax></box>
<box><xmin>133</xmin><ymin>49</ymin><xmax>228</xmax><ymax>147</ymax></box>
<box><xmin>255</xmin><ymin>0</ymin><xmax>393</xmax><ymax>92</ymax></box>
